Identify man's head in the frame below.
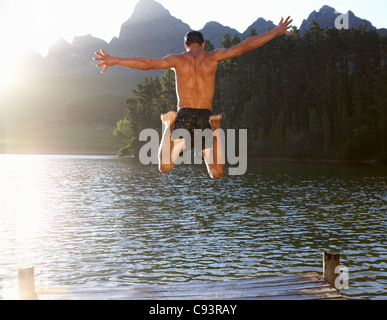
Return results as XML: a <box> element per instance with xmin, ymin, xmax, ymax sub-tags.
<box><xmin>184</xmin><ymin>31</ymin><xmax>204</xmax><ymax>48</ymax></box>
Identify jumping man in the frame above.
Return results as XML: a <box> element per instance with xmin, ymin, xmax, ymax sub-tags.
<box><xmin>94</xmin><ymin>16</ymin><xmax>292</xmax><ymax>179</ymax></box>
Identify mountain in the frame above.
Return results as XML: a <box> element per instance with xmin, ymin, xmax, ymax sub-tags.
<box><xmin>243</xmin><ymin>18</ymin><xmax>276</xmax><ymax>38</ymax></box>
<box><xmin>44</xmin><ymin>35</ymin><xmax>108</xmax><ymax>76</ymax></box>
<box><xmin>199</xmin><ymin>21</ymin><xmax>241</xmax><ymax>48</ymax></box>
<box><xmin>18</xmin><ymin>1</ymin><xmax>385</xmax><ymax>80</ymax></box>
<box><xmin>110</xmin><ymin>0</ymin><xmax>190</xmax><ymax>59</ymax></box>
<box><xmin>200</xmin><ymin>18</ymin><xmax>276</xmax><ymax>48</ymax></box>
<box><xmin>12</xmin><ymin>48</ymin><xmax>48</xmax><ymax>79</ymax></box>
<box><xmin>40</xmin><ymin>0</ymin><xmax>278</xmax><ymax>77</ymax></box>
<box><xmin>299</xmin><ymin>5</ymin><xmax>374</xmax><ymax>35</ymax></box>
<box><xmin>35</xmin><ymin>1</ymin><xmax>386</xmax><ymax>80</ymax></box>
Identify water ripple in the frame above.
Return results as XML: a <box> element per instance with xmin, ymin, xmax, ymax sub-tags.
<box><xmin>1</xmin><ymin>155</ymin><xmax>387</xmax><ymax>299</ymax></box>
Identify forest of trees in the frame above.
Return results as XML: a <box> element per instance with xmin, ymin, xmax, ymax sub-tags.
<box><xmin>114</xmin><ymin>23</ymin><xmax>387</xmax><ymax>162</ymax></box>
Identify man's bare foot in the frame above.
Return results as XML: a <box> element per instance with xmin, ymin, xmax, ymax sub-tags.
<box><xmin>209</xmin><ymin>114</ymin><xmax>222</xmax><ymax>131</ymax></box>
<box><xmin>161</xmin><ymin>111</ymin><xmax>177</xmax><ymax>130</ymax></box>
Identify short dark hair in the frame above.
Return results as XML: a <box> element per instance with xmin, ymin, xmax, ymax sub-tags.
<box><xmin>184</xmin><ymin>31</ymin><xmax>204</xmax><ymax>46</ymax></box>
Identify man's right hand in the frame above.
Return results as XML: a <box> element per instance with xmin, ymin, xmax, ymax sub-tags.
<box><xmin>94</xmin><ymin>49</ymin><xmax>116</xmax><ymax>74</ymax></box>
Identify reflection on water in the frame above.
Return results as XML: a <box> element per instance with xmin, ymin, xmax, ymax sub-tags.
<box><xmin>1</xmin><ymin>154</ymin><xmax>387</xmax><ymax>299</ymax></box>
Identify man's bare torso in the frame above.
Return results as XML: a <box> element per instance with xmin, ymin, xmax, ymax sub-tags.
<box><xmin>173</xmin><ymin>49</ymin><xmax>218</xmax><ymax>112</ymax></box>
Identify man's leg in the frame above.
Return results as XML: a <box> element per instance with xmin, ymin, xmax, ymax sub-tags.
<box><xmin>202</xmin><ymin>115</ymin><xmax>225</xmax><ymax>180</ymax></box>
<box><xmin>158</xmin><ymin>111</ymin><xmax>185</xmax><ymax>174</ymax></box>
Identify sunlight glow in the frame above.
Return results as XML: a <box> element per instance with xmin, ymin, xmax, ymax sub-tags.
<box><xmin>0</xmin><ymin>155</ymin><xmax>49</xmax><ymax>265</ymax></box>
<box><xmin>0</xmin><ymin>1</ymin><xmax>58</xmax><ymax>86</ymax></box>
<box><xmin>0</xmin><ymin>155</ymin><xmax>51</xmax><ymax>299</ymax></box>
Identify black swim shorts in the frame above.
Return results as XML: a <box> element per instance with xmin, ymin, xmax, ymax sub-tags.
<box><xmin>172</xmin><ymin>108</ymin><xmax>213</xmax><ymax>152</ymax></box>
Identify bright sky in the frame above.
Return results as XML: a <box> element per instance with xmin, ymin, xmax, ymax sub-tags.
<box><xmin>0</xmin><ymin>0</ymin><xmax>386</xmax><ymax>85</ymax></box>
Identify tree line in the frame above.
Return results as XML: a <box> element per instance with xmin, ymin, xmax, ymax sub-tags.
<box><xmin>114</xmin><ymin>23</ymin><xmax>387</xmax><ymax>162</ymax></box>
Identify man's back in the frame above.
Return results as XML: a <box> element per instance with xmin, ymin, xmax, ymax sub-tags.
<box><xmin>174</xmin><ymin>47</ymin><xmax>218</xmax><ymax>111</ymax></box>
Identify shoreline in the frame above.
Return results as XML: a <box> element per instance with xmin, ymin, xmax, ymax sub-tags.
<box><xmin>1</xmin><ymin>150</ymin><xmax>384</xmax><ymax>166</ymax></box>
<box><xmin>0</xmin><ymin>151</ymin><xmax>119</xmax><ymax>157</ymax></box>
<box><xmin>249</xmin><ymin>156</ymin><xmax>383</xmax><ymax>165</ymax></box>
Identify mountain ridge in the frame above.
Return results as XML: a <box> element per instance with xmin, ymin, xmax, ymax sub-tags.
<box><xmin>299</xmin><ymin>4</ymin><xmax>374</xmax><ymax>35</ymax></box>
<box><xmin>12</xmin><ymin>0</ymin><xmax>387</xmax><ymax>79</ymax></box>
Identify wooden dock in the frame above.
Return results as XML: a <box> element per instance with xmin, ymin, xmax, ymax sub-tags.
<box><xmin>35</xmin><ymin>272</ymin><xmax>343</xmax><ymax>300</ymax></box>
<box><xmin>18</xmin><ymin>251</ymin><xmax>345</xmax><ymax>300</ymax></box>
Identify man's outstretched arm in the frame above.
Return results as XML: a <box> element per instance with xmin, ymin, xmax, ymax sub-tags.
<box><xmin>94</xmin><ymin>50</ymin><xmax>177</xmax><ymax>73</ymax></box>
<box><xmin>210</xmin><ymin>16</ymin><xmax>293</xmax><ymax>62</ymax></box>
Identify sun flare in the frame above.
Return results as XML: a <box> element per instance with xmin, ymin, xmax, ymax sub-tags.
<box><xmin>0</xmin><ymin>2</ymin><xmax>59</xmax><ymax>86</ymax></box>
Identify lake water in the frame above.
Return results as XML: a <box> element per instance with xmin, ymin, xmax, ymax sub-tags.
<box><xmin>1</xmin><ymin>154</ymin><xmax>386</xmax><ymax>300</ymax></box>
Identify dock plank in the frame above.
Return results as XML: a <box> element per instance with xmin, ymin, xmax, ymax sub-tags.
<box><xmin>36</xmin><ymin>272</ymin><xmax>344</xmax><ymax>300</ymax></box>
